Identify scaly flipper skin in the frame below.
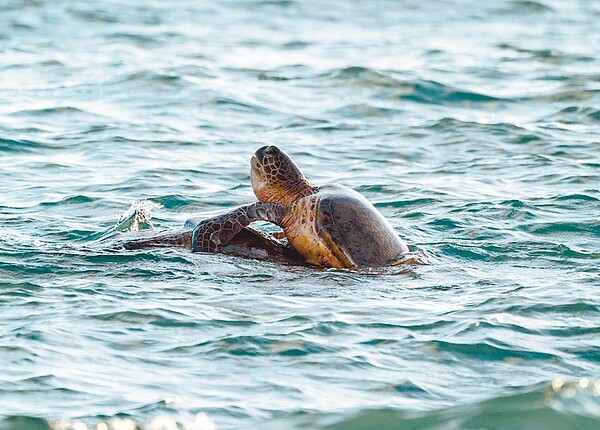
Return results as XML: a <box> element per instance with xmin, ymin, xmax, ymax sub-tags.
<box><xmin>119</xmin><ymin>229</ymin><xmax>193</xmax><ymax>250</ymax></box>
<box><xmin>115</xmin><ymin>223</ymin><xmax>304</xmax><ymax>263</ymax></box>
<box><xmin>191</xmin><ymin>202</ymin><xmax>289</xmax><ymax>252</ymax></box>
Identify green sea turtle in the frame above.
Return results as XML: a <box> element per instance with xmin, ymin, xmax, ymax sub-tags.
<box><xmin>248</xmin><ymin>146</ymin><xmax>409</xmax><ymax>268</ymax></box>
<box><xmin>118</xmin><ymin>146</ymin><xmax>409</xmax><ymax>268</ymax></box>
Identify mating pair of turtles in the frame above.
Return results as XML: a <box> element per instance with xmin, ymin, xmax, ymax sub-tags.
<box><xmin>121</xmin><ymin>146</ymin><xmax>410</xmax><ymax>269</ymax></box>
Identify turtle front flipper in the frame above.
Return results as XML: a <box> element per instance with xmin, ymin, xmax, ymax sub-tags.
<box><xmin>191</xmin><ymin>202</ymin><xmax>289</xmax><ymax>252</ymax></box>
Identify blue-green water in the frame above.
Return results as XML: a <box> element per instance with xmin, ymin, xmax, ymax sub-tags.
<box><xmin>1</xmin><ymin>0</ymin><xmax>599</xmax><ymax>429</ymax></box>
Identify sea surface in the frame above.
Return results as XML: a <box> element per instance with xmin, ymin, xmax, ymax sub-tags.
<box><xmin>1</xmin><ymin>0</ymin><xmax>599</xmax><ymax>429</ymax></box>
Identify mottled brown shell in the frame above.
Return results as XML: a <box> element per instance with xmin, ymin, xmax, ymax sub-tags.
<box><xmin>315</xmin><ymin>185</ymin><xmax>409</xmax><ymax>267</ymax></box>
<box><xmin>282</xmin><ymin>185</ymin><xmax>408</xmax><ymax>268</ymax></box>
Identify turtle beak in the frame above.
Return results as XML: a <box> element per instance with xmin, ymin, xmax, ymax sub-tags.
<box><xmin>255</xmin><ymin>146</ymin><xmax>269</xmax><ymax>160</ymax></box>
<box><xmin>255</xmin><ymin>145</ymin><xmax>281</xmax><ymax>160</ymax></box>
<box><xmin>251</xmin><ymin>154</ymin><xmax>260</xmax><ymax>170</ymax></box>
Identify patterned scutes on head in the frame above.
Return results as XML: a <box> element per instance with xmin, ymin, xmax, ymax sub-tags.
<box><xmin>251</xmin><ymin>146</ymin><xmax>314</xmax><ymax>206</ymax></box>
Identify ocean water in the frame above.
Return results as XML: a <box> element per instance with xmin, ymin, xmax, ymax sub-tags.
<box><xmin>1</xmin><ymin>0</ymin><xmax>599</xmax><ymax>429</ymax></box>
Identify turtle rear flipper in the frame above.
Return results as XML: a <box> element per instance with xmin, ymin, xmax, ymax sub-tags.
<box><xmin>115</xmin><ymin>229</ymin><xmax>193</xmax><ymax>250</ymax></box>
<box><xmin>221</xmin><ymin>226</ymin><xmax>304</xmax><ymax>263</ymax></box>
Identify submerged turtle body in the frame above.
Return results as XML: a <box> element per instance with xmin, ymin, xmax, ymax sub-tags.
<box><xmin>250</xmin><ymin>146</ymin><xmax>409</xmax><ymax>269</ymax></box>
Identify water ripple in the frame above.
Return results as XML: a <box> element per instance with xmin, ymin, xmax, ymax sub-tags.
<box><xmin>1</xmin><ymin>0</ymin><xmax>599</xmax><ymax>428</ymax></box>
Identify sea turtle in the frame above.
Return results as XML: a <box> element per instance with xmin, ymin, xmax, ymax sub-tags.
<box><xmin>248</xmin><ymin>146</ymin><xmax>409</xmax><ymax>268</ymax></box>
<box><xmin>118</xmin><ymin>146</ymin><xmax>409</xmax><ymax>268</ymax></box>
<box><xmin>116</xmin><ymin>209</ymin><xmax>304</xmax><ymax>264</ymax></box>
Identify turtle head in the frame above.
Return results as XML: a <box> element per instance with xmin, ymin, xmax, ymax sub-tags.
<box><xmin>251</xmin><ymin>146</ymin><xmax>312</xmax><ymax>205</ymax></box>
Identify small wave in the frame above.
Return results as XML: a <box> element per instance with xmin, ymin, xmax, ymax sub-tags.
<box><xmin>151</xmin><ymin>194</ymin><xmax>194</xmax><ymax>209</ymax></box>
<box><xmin>550</xmin><ymin>193</ymin><xmax>599</xmax><ymax>203</ymax></box>
<box><xmin>526</xmin><ymin>88</ymin><xmax>600</xmax><ymax>103</ymax></box>
<box><xmin>104</xmin><ymin>32</ymin><xmax>164</xmax><ymax>45</ymax></box>
<box><xmin>441</xmin><ymin>241</ymin><xmax>599</xmax><ymax>263</ymax></box>
<box><xmin>0</xmin><ymin>281</ymin><xmax>43</xmax><ymax>298</ymax></box>
<box><xmin>269</xmin><ymin>116</ymin><xmax>331</xmax><ymax>131</ymax></box>
<box><xmin>0</xmin><ymin>59</ymin><xmax>65</xmax><ymax>70</ymax></box>
<box><xmin>38</xmin><ymin>195</ymin><xmax>96</xmax><ymax>207</ymax></box>
<box><xmin>374</xmin><ymin>380</ymin><xmax>430</xmax><ymax>396</ymax></box>
<box><xmin>115</xmin><ymin>200</ymin><xmax>161</xmax><ymax>232</ymax></box>
<box><xmin>496</xmin><ymin>199</ymin><xmax>538</xmax><ymax>220</ymax></box>
<box><xmin>542</xmin><ymin>106</ymin><xmax>600</xmax><ymax>125</ymax></box>
<box><xmin>259</xmin><ymin>381</ymin><xmax>600</xmax><ymax>430</ymax></box>
<box><xmin>508</xmin><ymin>1</ymin><xmax>555</xmax><ymax>13</ymax></box>
<box><xmin>0</xmin><ymin>137</ymin><xmax>44</xmax><ymax>153</ymax></box>
<box><xmin>426</xmin><ymin>217</ymin><xmax>465</xmax><ymax>231</ymax></box>
<box><xmin>88</xmin><ymin>200</ymin><xmax>161</xmax><ymax>242</ymax></box>
<box><xmin>6</xmin><ymin>106</ymin><xmax>117</xmax><ymax>125</ymax></box>
<box><xmin>421</xmin><ymin>117</ymin><xmax>548</xmax><ymax>144</ymax></box>
<box><xmin>8</xmin><ymin>106</ymin><xmax>91</xmax><ymax>117</ymax></box>
<box><xmin>0</xmin><ymin>416</ymin><xmax>51</xmax><ymax>430</ymax></box>
<box><xmin>494</xmin><ymin>1</ymin><xmax>555</xmax><ymax>15</ymax></box>
<box><xmin>103</xmin><ymin>70</ymin><xmax>187</xmax><ymax>88</ymax></box>
<box><xmin>323</xmin><ymin>66</ymin><xmax>402</xmax><ymax>87</ymax></box>
<box><xmin>184</xmin><ymin>334</ymin><xmax>333</xmax><ymax>357</ymax></box>
<box><xmin>497</xmin><ymin>44</ymin><xmax>592</xmax><ymax>64</ymax></box>
<box><xmin>323</xmin><ymin>67</ymin><xmax>501</xmax><ymax>106</ymax></box>
<box><xmin>210</xmin><ymin>96</ymin><xmax>280</xmax><ymax>116</ymax></box>
<box><xmin>377</xmin><ymin>198</ymin><xmax>442</xmax><ymax>209</ymax></box>
<box><xmin>427</xmin><ymin>339</ymin><xmax>556</xmax><ymax>361</ymax></box>
<box><xmin>399</xmin><ymin>80</ymin><xmax>500</xmax><ymax>105</ymax></box>
<box><xmin>504</xmin><ymin>302</ymin><xmax>600</xmax><ymax>315</ymax></box>
<box><xmin>68</xmin><ymin>7</ymin><xmax>120</xmax><ymax>24</ymax></box>
<box><xmin>90</xmin><ymin>309</ymin><xmax>200</xmax><ymax>328</ymax></box>
<box><xmin>326</xmin><ymin>103</ymin><xmax>404</xmax><ymax>119</ymax></box>
<box><xmin>521</xmin><ymin>220</ymin><xmax>600</xmax><ymax>236</ymax></box>
<box><xmin>256</xmin><ymin>64</ymin><xmax>316</xmax><ymax>81</ymax></box>
<box><xmin>0</xmin><ymin>414</ymin><xmax>216</xmax><ymax>430</ymax></box>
